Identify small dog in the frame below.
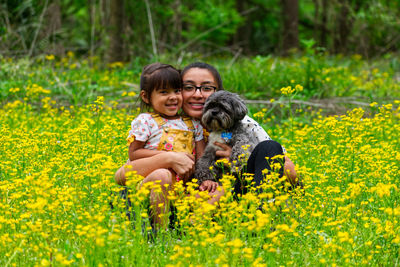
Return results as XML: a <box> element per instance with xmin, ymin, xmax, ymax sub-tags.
<box><xmin>195</xmin><ymin>90</ymin><xmax>258</xmax><ymax>184</ymax></box>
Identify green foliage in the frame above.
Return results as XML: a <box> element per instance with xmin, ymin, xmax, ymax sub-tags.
<box><xmin>350</xmin><ymin>1</ymin><xmax>400</xmax><ymax>54</ymax></box>
<box><xmin>1</xmin><ymin>54</ymin><xmax>399</xmax><ymax>108</ymax></box>
<box><xmin>180</xmin><ymin>0</ymin><xmax>242</xmax><ymax>46</ymax></box>
<box><xmin>208</xmin><ymin>54</ymin><xmax>400</xmax><ymax>100</ymax></box>
<box><xmin>1</xmin><ymin>0</ymin><xmax>399</xmax><ymax>58</ymax></box>
<box><xmin>0</xmin><ymin>55</ymin><xmax>142</xmax><ymax>106</ymax></box>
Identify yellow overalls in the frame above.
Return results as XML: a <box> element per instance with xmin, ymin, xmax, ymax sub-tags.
<box><xmin>150</xmin><ymin>113</ymin><xmax>196</xmax><ymax>182</ymax></box>
<box><xmin>150</xmin><ymin>112</ymin><xmax>196</xmax><ymax>155</ymax></box>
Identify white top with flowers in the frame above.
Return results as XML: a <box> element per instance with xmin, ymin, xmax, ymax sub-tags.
<box><xmin>242</xmin><ymin>115</ymin><xmax>272</xmax><ymax>143</ymax></box>
<box><xmin>242</xmin><ymin>115</ymin><xmax>286</xmax><ymax>153</ymax></box>
<box><xmin>128</xmin><ymin>113</ymin><xmax>203</xmax><ymax>150</ymax></box>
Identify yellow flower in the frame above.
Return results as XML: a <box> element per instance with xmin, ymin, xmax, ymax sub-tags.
<box><xmin>109</xmin><ymin>61</ymin><xmax>124</xmax><ymax>68</ymax></box>
<box><xmin>94</xmin><ymin>96</ymin><xmax>105</xmax><ymax>105</ymax></box>
<box><xmin>281</xmin><ymin>86</ymin><xmax>295</xmax><ymax>96</ymax></box>
<box><xmin>295</xmin><ymin>84</ymin><xmax>303</xmax><ymax>92</ymax></box>
<box><xmin>45</xmin><ymin>54</ymin><xmax>55</xmax><ymax>60</ymax></box>
<box><xmin>228</xmin><ymin>238</ymin><xmax>243</xmax><ymax>248</ymax></box>
<box><xmin>9</xmin><ymin>87</ymin><xmax>20</xmax><ymax>93</ymax></box>
<box><xmin>370</xmin><ymin>102</ymin><xmax>378</xmax><ymax>107</ymax></box>
<box><xmin>40</xmin><ymin>259</ymin><xmax>51</xmax><ymax>266</ymax></box>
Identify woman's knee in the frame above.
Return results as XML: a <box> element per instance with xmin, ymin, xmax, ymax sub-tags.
<box><xmin>247</xmin><ymin>140</ymin><xmax>285</xmax><ymax>179</ymax></box>
<box><xmin>254</xmin><ymin>140</ymin><xmax>284</xmax><ymax>157</ymax></box>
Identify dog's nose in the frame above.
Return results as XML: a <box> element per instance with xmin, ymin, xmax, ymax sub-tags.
<box><xmin>211</xmin><ymin>110</ymin><xmax>219</xmax><ymax>116</ymax></box>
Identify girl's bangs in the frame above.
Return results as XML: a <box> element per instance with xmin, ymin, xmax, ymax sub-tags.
<box><xmin>149</xmin><ymin>69</ymin><xmax>182</xmax><ymax>90</ymax></box>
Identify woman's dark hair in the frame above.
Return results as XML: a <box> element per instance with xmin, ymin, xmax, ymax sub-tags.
<box><xmin>140</xmin><ymin>62</ymin><xmax>182</xmax><ymax>110</ymax></box>
<box><xmin>181</xmin><ymin>62</ymin><xmax>224</xmax><ymax>90</ymax></box>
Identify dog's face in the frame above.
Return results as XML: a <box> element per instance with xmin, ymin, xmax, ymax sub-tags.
<box><xmin>201</xmin><ymin>90</ymin><xmax>248</xmax><ymax>131</ymax></box>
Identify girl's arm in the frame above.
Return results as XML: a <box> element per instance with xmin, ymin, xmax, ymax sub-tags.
<box><xmin>115</xmin><ymin>152</ymin><xmax>195</xmax><ymax>185</ymax></box>
<box><xmin>129</xmin><ymin>140</ymin><xmax>164</xmax><ymax>161</ymax></box>
<box><xmin>214</xmin><ymin>142</ymin><xmax>232</xmax><ymax>159</ymax></box>
<box><xmin>195</xmin><ymin>139</ymin><xmax>206</xmax><ymax>160</ymax></box>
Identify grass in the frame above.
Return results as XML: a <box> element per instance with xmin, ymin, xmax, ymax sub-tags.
<box><xmin>1</xmin><ymin>53</ymin><xmax>399</xmax><ymax>107</ymax></box>
<box><xmin>0</xmin><ymin>55</ymin><xmax>400</xmax><ymax>266</ymax></box>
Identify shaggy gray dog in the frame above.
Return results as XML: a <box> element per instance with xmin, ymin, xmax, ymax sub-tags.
<box><xmin>195</xmin><ymin>90</ymin><xmax>258</xmax><ymax>185</ymax></box>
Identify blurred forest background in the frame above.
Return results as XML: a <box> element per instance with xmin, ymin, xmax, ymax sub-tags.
<box><xmin>1</xmin><ymin>0</ymin><xmax>399</xmax><ymax>61</ymax></box>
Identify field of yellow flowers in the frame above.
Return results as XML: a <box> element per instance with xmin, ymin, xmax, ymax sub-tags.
<box><xmin>1</xmin><ymin>92</ymin><xmax>399</xmax><ymax>266</ymax></box>
<box><xmin>1</xmin><ymin>55</ymin><xmax>400</xmax><ymax>266</ymax></box>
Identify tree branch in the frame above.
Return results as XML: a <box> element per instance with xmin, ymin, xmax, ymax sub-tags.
<box><xmin>28</xmin><ymin>0</ymin><xmax>49</xmax><ymax>57</ymax></box>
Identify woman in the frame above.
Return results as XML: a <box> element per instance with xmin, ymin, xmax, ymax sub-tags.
<box><xmin>115</xmin><ymin>62</ymin><xmax>297</xmax><ymax>191</ymax></box>
<box><xmin>179</xmin><ymin>62</ymin><xmax>297</xmax><ymax>195</ymax></box>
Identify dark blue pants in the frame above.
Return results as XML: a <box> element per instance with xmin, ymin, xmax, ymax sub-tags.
<box><xmin>111</xmin><ymin>187</ymin><xmax>177</xmax><ymax>231</ymax></box>
<box><xmin>233</xmin><ymin>140</ymin><xmax>285</xmax><ymax>195</ymax></box>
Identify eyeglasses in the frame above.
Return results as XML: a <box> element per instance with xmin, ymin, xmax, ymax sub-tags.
<box><xmin>183</xmin><ymin>84</ymin><xmax>217</xmax><ymax>94</ymax></box>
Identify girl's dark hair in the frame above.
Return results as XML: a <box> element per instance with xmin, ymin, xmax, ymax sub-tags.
<box><xmin>140</xmin><ymin>62</ymin><xmax>182</xmax><ymax>110</ymax></box>
<box><xmin>181</xmin><ymin>62</ymin><xmax>224</xmax><ymax>90</ymax></box>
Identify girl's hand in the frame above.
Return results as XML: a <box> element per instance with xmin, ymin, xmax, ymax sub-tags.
<box><xmin>199</xmin><ymin>180</ymin><xmax>218</xmax><ymax>193</ymax></box>
<box><xmin>169</xmin><ymin>152</ymin><xmax>195</xmax><ymax>180</ymax></box>
<box><xmin>214</xmin><ymin>142</ymin><xmax>232</xmax><ymax>160</ymax></box>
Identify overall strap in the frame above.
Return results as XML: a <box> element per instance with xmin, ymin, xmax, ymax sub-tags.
<box><xmin>150</xmin><ymin>112</ymin><xmax>194</xmax><ymax>131</ymax></box>
<box><xmin>148</xmin><ymin>112</ymin><xmax>166</xmax><ymax>128</ymax></box>
<box><xmin>182</xmin><ymin>116</ymin><xmax>195</xmax><ymax>131</ymax></box>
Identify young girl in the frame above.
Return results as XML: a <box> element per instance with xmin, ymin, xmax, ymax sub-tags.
<box><xmin>126</xmin><ymin>62</ymin><xmax>205</xmax><ymax>226</ymax></box>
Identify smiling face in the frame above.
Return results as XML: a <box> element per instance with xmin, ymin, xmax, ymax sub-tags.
<box><xmin>181</xmin><ymin>68</ymin><xmax>218</xmax><ymax>120</ymax></box>
<box><xmin>141</xmin><ymin>88</ymin><xmax>182</xmax><ymax>119</ymax></box>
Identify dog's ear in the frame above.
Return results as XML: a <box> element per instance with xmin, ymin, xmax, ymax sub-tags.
<box><xmin>232</xmin><ymin>93</ymin><xmax>248</xmax><ymax>120</ymax></box>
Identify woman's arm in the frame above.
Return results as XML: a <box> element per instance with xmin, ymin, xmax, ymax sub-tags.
<box><xmin>195</xmin><ymin>139</ymin><xmax>206</xmax><ymax>160</ymax></box>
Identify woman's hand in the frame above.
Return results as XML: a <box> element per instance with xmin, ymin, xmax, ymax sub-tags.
<box><xmin>199</xmin><ymin>180</ymin><xmax>219</xmax><ymax>193</ymax></box>
<box><xmin>284</xmin><ymin>155</ymin><xmax>297</xmax><ymax>185</ymax></box>
<box><xmin>214</xmin><ymin>142</ymin><xmax>232</xmax><ymax>160</ymax></box>
<box><xmin>169</xmin><ymin>152</ymin><xmax>195</xmax><ymax>181</ymax></box>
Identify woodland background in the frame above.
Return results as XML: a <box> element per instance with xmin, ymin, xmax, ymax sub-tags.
<box><xmin>1</xmin><ymin>0</ymin><xmax>399</xmax><ymax>61</ymax></box>
<box><xmin>1</xmin><ymin>2</ymin><xmax>400</xmax><ymax>266</ymax></box>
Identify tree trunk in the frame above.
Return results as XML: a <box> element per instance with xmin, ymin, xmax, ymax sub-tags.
<box><xmin>313</xmin><ymin>0</ymin><xmax>319</xmax><ymax>42</ymax></box>
<box><xmin>334</xmin><ymin>0</ymin><xmax>351</xmax><ymax>53</ymax></box>
<box><xmin>106</xmin><ymin>0</ymin><xmax>124</xmax><ymax>63</ymax></box>
<box><xmin>320</xmin><ymin>0</ymin><xmax>328</xmax><ymax>49</ymax></box>
<box><xmin>42</xmin><ymin>0</ymin><xmax>63</xmax><ymax>55</ymax></box>
<box><xmin>232</xmin><ymin>0</ymin><xmax>250</xmax><ymax>52</ymax></box>
<box><xmin>281</xmin><ymin>0</ymin><xmax>299</xmax><ymax>55</ymax></box>
<box><xmin>100</xmin><ymin>0</ymin><xmax>109</xmax><ymax>28</ymax></box>
<box><xmin>88</xmin><ymin>0</ymin><xmax>95</xmax><ymax>58</ymax></box>
<box><xmin>172</xmin><ymin>0</ymin><xmax>182</xmax><ymax>46</ymax></box>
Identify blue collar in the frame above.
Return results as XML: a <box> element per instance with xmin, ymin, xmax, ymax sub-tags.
<box><xmin>221</xmin><ymin>132</ymin><xmax>232</xmax><ymax>142</ymax></box>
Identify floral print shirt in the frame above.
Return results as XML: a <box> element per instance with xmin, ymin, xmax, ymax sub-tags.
<box><xmin>128</xmin><ymin>113</ymin><xmax>203</xmax><ymax>150</ymax></box>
